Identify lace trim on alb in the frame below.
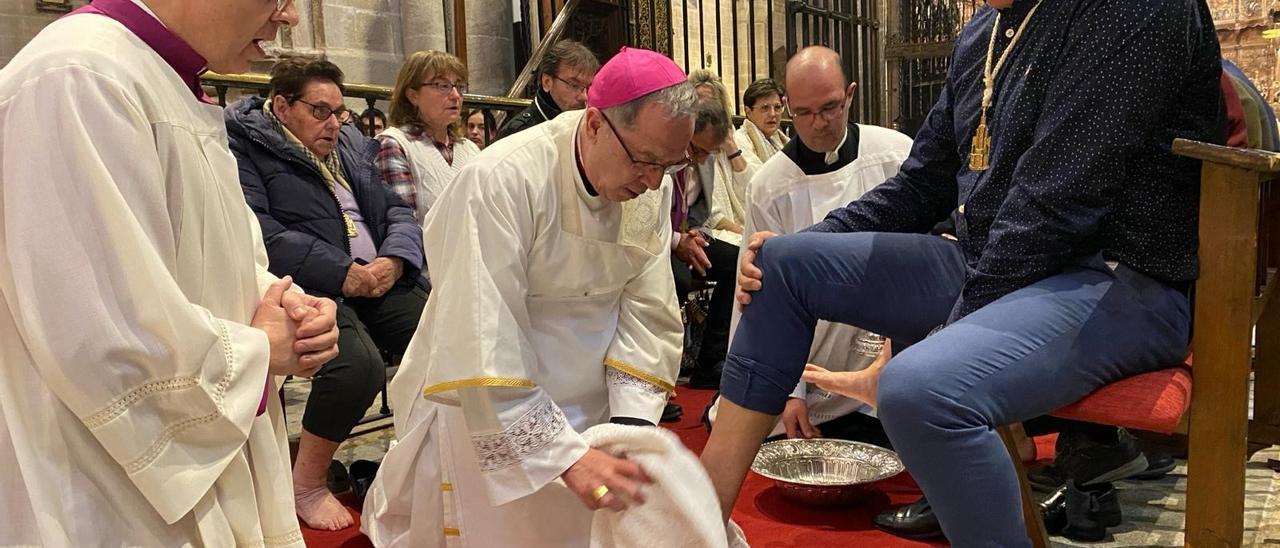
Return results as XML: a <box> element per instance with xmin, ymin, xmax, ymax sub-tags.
<box><xmin>606</xmin><ymin>367</ymin><xmax>666</xmax><ymax>396</ymax></box>
<box><xmin>471</xmin><ymin>398</ymin><xmax>568</xmax><ymax>472</ymax></box>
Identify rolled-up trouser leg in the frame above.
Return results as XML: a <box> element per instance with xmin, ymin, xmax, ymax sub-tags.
<box><xmin>719</xmin><ymin>231</ymin><xmax>966</xmax><ymax>415</ymax></box>
<box><xmin>875</xmin><ymin>260</ymin><xmax>1191</xmax><ymax>547</ymax></box>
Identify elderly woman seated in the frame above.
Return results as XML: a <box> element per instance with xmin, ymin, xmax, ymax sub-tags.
<box><xmin>225</xmin><ymin>57</ymin><xmax>427</xmax><ymax>531</ymax></box>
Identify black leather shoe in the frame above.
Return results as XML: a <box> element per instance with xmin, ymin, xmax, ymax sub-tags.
<box><xmin>1028</xmin><ymin>463</ymin><xmax>1066</xmax><ymax>493</ymax></box>
<box><xmin>874</xmin><ymin>496</ymin><xmax>944</xmax><ymax>539</ymax></box>
<box><xmin>350</xmin><ymin>459</ymin><xmax>380</xmax><ymax>501</ymax></box>
<box><xmin>1058</xmin><ymin>428</ymin><xmax>1148</xmax><ymax>486</ymax></box>
<box><xmin>326</xmin><ymin>459</ymin><xmax>350</xmax><ymax>494</ymax></box>
<box><xmin>1040</xmin><ymin>483</ymin><xmax>1071</xmax><ymax>534</ymax></box>
<box><xmin>661</xmin><ymin>402</ymin><xmax>684</xmax><ymax>423</ymax></box>
<box><xmin>1131</xmin><ymin>452</ymin><xmax>1176</xmax><ymax>480</ymax></box>
<box><xmin>1041</xmin><ymin>480</ymin><xmax>1121</xmax><ymax>542</ymax></box>
<box><xmin>687</xmin><ymin>360</ymin><xmax>724</xmax><ymax>390</ymax></box>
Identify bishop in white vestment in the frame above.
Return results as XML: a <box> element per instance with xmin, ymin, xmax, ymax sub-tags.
<box><xmin>363</xmin><ymin>48</ymin><xmax>697</xmax><ymax>547</ymax></box>
<box><xmin>0</xmin><ymin>1</ymin><xmax>333</xmax><ymax>546</ymax></box>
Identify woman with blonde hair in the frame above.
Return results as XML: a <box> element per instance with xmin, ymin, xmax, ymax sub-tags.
<box><xmin>376</xmin><ymin>50</ymin><xmax>481</xmax><ymax>223</ymax></box>
<box><xmin>687</xmin><ymin>68</ymin><xmax>735</xmax><ymax>118</ymax></box>
<box><xmin>683</xmin><ymin>70</ymin><xmax>758</xmax><ymax>247</ymax></box>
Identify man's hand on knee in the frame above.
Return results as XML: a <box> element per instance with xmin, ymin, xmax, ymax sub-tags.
<box><xmin>781</xmin><ymin>397</ymin><xmax>821</xmax><ymax>439</ymax></box>
<box><xmin>736</xmin><ymin>231</ymin><xmax>776</xmax><ymax>307</ymax></box>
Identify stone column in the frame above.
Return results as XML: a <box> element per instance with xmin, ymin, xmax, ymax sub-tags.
<box><xmin>463</xmin><ymin>0</ymin><xmax>514</xmax><ymax>96</ymax></box>
<box><xmin>401</xmin><ymin>0</ymin><xmax>447</xmax><ymax>56</ymax></box>
<box><xmin>323</xmin><ymin>0</ymin><xmax>404</xmax><ymax>85</ymax></box>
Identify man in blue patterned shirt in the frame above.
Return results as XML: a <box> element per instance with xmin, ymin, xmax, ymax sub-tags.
<box><xmin>699</xmin><ymin>0</ymin><xmax>1225</xmax><ymax>545</ymax></box>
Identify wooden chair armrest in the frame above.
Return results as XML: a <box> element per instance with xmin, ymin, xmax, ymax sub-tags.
<box><xmin>1173</xmin><ymin>138</ymin><xmax>1280</xmax><ymax>175</ymax></box>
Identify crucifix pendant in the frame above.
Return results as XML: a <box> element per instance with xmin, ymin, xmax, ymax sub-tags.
<box><xmin>969</xmin><ymin>110</ymin><xmax>991</xmax><ymax>172</ymax></box>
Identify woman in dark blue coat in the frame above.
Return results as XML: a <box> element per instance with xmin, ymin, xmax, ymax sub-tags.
<box><xmin>226</xmin><ymin>57</ymin><xmax>426</xmax><ymax>531</ymax></box>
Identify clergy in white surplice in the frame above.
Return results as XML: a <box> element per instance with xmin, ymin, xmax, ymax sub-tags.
<box><xmin>362</xmin><ymin>48</ymin><xmax>697</xmax><ymax>547</ymax></box>
<box><xmin>0</xmin><ymin>1</ymin><xmax>338</xmax><ymax>547</ymax></box>
<box><xmin>726</xmin><ymin>120</ymin><xmax>913</xmax><ymax>439</ymax></box>
<box><xmin>706</xmin><ymin>57</ymin><xmax>914</xmax><ymax>441</ymax></box>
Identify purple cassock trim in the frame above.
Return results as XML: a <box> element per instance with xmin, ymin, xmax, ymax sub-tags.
<box><xmin>71</xmin><ymin>0</ymin><xmax>212</xmax><ymax>103</ymax></box>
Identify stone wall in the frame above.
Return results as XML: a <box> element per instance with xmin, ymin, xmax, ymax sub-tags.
<box><xmin>0</xmin><ymin>0</ymin><xmax>514</xmax><ymax>94</ymax></box>
<box><xmin>322</xmin><ymin>0</ymin><xmax>404</xmax><ymax>86</ymax></box>
<box><xmin>0</xmin><ymin>0</ymin><xmax>88</xmax><ymax>68</ymax></box>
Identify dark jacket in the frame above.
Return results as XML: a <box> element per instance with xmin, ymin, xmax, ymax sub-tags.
<box><xmin>225</xmin><ymin>96</ymin><xmax>424</xmax><ymax>299</ymax></box>
<box><xmin>496</xmin><ymin>86</ymin><xmax>561</xmax><ymax>140</ymax></box>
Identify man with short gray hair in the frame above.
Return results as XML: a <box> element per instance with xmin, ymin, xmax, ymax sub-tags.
<box><xmin>363</xmin><ymin>47</ymin><xmax>699</xmax><ymax>547</ymax></box>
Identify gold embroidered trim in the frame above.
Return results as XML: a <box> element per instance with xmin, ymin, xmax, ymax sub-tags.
<box><xmin>443</xmin><ymin>528</ymin><xmax>461</xmax><ymax>537</ymax></box>
<box><xmin>603</xmin><ymin>358</ymin><xmax>676</xmax><ymax>393</ymax></box>
<box><xmin>423</xmin><ymin>377</ymin><xmax>536</xmax><ymax>397</ymax></box>
<box><xmin>441</xmin><ymin>483</ymin><xmax>453</xmax><ymax>492</ymax></box>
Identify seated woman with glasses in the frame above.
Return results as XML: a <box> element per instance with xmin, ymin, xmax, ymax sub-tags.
<box><xmin>736</xmin><ymin>78</ymin><xmax>790</xmax><ymax>163</ymax></box>
<box><xmin>225</xmin><ymin>57</ymin><xmax>428</xmax><ymax>532</ymax></box>
<box><xmin>376</xmin><ymin>50</ymin><xmax>481</xmax><ymax>226</ymax></box>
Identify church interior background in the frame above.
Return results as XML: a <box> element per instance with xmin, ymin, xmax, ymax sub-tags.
<box><xmin>3</xmin><ymin>1</ymin><xmax>1280</xmax><ymax>546</ymax></box>
<box><xmin>4</xmin><ymin>0</ymin><xmax>1280</xmax><ymax>135</ymax></box>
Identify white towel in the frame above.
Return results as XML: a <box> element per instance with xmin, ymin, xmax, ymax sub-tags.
<box><xmin>583</xmin><ymin>424</ymin><xmax>750</xmax><ymax>548</ymax></box>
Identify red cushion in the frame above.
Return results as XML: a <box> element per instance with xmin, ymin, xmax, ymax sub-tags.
<box><xmin>1051</xmin><ymin>363</ymin><xmax>1193</xmax><ymax>434</ymax></box>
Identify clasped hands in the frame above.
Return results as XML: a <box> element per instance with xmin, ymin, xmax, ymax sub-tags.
<box><xmin>251</xmin><ymin>276</ymin><xmax>340</xmax><ymax>378</ymax></box>
<box><xmin>343</xmin><ymin>257</ymin><xmax>403</xmax><ymax>298</ymax></box>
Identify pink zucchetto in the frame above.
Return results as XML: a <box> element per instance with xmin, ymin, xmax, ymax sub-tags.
<box><xmin>586</xmin><ymin>46</ymin><xmax>687</xmax><ymax>110</ymax></box>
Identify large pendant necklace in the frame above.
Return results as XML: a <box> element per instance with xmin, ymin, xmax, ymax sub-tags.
<box><xmin>970</xmin><ymin>2</ymin><xmax>1042</xmax><ymax>172</ymax></box>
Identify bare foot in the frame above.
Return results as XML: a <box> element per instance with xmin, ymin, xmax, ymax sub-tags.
<box><xmin>294</xmin><ymin>483</ymin><xmax>354</xmax><ymax>531</ymax></box>
<box><xmin>802</xmin><ymin>359</ymin><xmax>888</xmax><ymax>408</ymax></box>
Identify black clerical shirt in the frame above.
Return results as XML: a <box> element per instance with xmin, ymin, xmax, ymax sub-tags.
<box><xmin>807</xmin><ymin>0</ymin><xmax>1224</xmax><ymax>321</ymax></box>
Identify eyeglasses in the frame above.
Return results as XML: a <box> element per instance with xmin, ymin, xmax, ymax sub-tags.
<box><xmin>787</xmin><ymin>97</ymin><xmax>848</xmax><ymax>124</ymax></box>
<box><xmin>749</xmin><ymin>103</ymin><xmax>785</xmax><ymax>114</ymax></box>
<box><xmin>273</xmin><ymin>0</ymin><xmax>292</xmax><ymax>13</ymax></box>
<box><xmin>599</xmin><ymin>112</ymin><xmax>689</xmax><ymax>176</ymax></box>
<box><xmin>552</xmin><ymin>75</ymin><xmax>590</xmax><ymax>94</ymax></box>
<box><xmin>296</xmin><ymin>99</ymin><xmax>352</xmax><ymax>123</ymax></box>
<box><xmin>418</xmin><ymin>81</ymin><xmax>468</xmax><ymax>95</ymax></box>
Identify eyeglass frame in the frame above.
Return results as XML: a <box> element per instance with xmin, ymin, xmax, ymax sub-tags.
<box><xmin>786</xmin><ymin>94</ymin><xmax>851</xmax><ymax>124</ymax></box>
<box><xmin>273</xmin><ymin>0</ymin><xmax>292</xmax><ymax>13</ymax></box>
<box><xmin>551</xmin><ymin>74</ymin><xmax>591</xmax><ymax>94</ymax></box>
<box><xmin>598</xmin><ymin>111</ymin><xmax>690</xmax><ymax>176</ymax></box>
<box><xmin>746</xmin><ymin>102</ymin><xmax>786</xmax><ymax>114</ymax></box>
<box><xmin>417</xmin><ymin>80</ymin><xmax>469</xmax><ymax>95</ymax></box>
<box><xmin>293</xmin><ymin>98</ymin><xmax>353</xmax><ymax>123</ymax></box>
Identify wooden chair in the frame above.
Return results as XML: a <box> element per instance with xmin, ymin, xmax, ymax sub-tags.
<box><xmin>1002</xmin><ymin>138</ymin><xmax>1280</xmax><ymax>548</ymax></box>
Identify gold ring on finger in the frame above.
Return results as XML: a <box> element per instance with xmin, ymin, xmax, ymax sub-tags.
<box><xmin>592</xmin><ymin>485</ymin><xmax>610</xmax><ymax>501</ymax></box>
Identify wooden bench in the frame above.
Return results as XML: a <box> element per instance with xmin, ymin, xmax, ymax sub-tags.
<box><xmin>1003</xmin><ymin>138</ymin><xmax>1280</xmax><ymax>548</ymax></box>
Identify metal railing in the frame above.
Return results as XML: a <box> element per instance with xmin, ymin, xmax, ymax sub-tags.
<box><xmin>884</xmin><ymin>0</ymin><xmax>980</xmax><ymax>136</ymax></box>
<box><xmin>786</xmin><ymin>0</ymin><xmax>883</xmax><ymax>124</ymax></box>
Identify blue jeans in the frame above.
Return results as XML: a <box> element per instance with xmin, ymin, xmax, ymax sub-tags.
<box><xmin>721</xmin><ymin>232</ymin><xmax>1190</xmax><ymax>547</ymax></box>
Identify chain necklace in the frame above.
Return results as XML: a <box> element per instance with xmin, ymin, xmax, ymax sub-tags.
<box><xmin>970</xmin><ymin>1</ymin><xmax>1043</xmax><ymax>171</ymax></box>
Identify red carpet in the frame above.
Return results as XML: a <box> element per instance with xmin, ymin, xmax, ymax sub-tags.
<box><xmin>303</xmin><ymin>387</ymin><xmax>1054</xmax><ymax>547</ymax></box>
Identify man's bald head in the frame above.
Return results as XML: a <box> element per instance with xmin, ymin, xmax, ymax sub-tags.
<box><xmin>785</xmin><ymin>46</ymin><xmax>847</xmax><ymax>90</ymax></box>
<box><xmin>782</xmin><ymin>46</ymin><xmax>856</xmax><ymax>153</ymax></box>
